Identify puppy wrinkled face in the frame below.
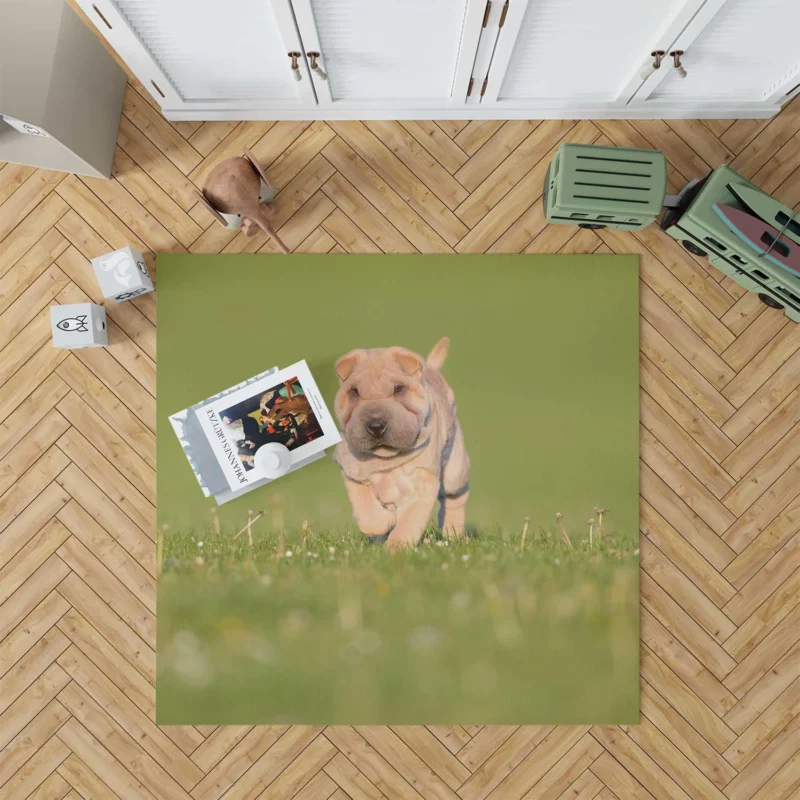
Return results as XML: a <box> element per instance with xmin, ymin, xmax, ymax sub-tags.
<box><xmin>334</xmin><ymin>348</ymin><xmax>430</xmax><ymax>456</ymax></box>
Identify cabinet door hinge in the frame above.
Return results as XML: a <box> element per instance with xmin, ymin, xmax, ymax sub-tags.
<box><xmin>482</xmin><ymin>0</ymin><xmax>492</xmax><ymax>27</ymax></box>
<box><xmin>499</xmin><ymin>0</ymin><xmax>509</xmax><ymax>27</ymax></box>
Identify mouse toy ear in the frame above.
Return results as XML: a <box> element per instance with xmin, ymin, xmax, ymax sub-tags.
<box><xmin>243</xmin><ymin>148</ymin><xmax>272</xmax><ymax>189</ymax></box>
<box><xmin>196</xmin><ymin>190</ymin><xmax>229</xmax><ymax>227</ymax></box>
<box><xmin>335</xmin><ymin>350</ymin><xmax>364</xmax><ymax>382</ymax></box>
<box><xmin>392</xmin><ymin>348</ymin><xmax>424</xmax><ymax>375</ymax></box>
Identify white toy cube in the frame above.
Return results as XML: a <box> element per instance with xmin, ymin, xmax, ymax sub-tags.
<box><xmin>91</xmin><ymin>246</ymin><xmax>154</xmax><ymax>302</ymax></box>
<box><xmin>51</xmin><ymin>303</ymin><xmax>108</xmax><ymax>349</ymax></box>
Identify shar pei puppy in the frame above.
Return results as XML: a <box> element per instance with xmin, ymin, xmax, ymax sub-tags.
<box><xmin>332</xmin><ymin>337</ymin><xmax>470</xmax><ymax>550</ymax></box>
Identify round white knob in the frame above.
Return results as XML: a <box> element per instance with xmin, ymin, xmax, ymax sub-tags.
<box><xmin>254</xmin><ymin>442</ymin><xmax>292</xmax><ymax>479</ymax></box>
<box><xmin>670</xmin><ymin>51</ymin><xmax>687</xmax><ymax>79</ymax></box>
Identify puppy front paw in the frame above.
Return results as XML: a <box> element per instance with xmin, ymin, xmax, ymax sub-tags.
<box><xmin>355</xmin><ymin>503</ymin><xmax>396</xmax><ymax>537</ymax></box>
<box><xmin>386</xmin><ymin>537</ymin><xmax>412</xmax><ymax>553</ymax></box>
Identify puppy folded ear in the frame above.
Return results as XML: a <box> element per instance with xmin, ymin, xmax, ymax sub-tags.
<box><xmin>426</xmin><ymin>337</ymin><xmax>450</xmax><ymax>371</ymax></box>
<box><xmin>392</xmin><ymin>348</ymin><xmax>424</xmax><ymax>376</ymax></box>
<box><xmin>335</xmin><ymin>350</ymin><xmax>363</xmax><ymax>382</ymax></box>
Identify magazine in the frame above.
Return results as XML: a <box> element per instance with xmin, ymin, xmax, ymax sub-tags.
<box><xmin>187</xmin><ymin>360</ymin><xmax>341</xmax><ymax>495</ymax></box>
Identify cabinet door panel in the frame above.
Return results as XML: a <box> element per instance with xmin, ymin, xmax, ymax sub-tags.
<box><xmin>492</xmin><ymin>0</ymin><xmax>697</xmax><ymax>104</ymax></box>
<box><xmin>294</xmin><ymin>0</ymin><xmax>474</xmax><ymax>104</ymax></box>
<box><xmin>647</xmin><ymin>0</ymin><xmax>800</xmax><ymax>103</ymax></box>
<box><xmin>81</xmin><ymin>0</ymin><xmax>314</xmax><ymax>109</ymax></box>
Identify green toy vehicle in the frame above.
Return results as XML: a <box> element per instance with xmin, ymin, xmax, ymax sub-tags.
<box><xmin>660</xmin><ymin>165</ymin><xmax>800</xmax><ymax>323</ymax></box>
<box><xmin>544</xmin><ymin>143</ymin><xmax>800</xmax><ymax>322</ymax></box>
<box><xmin>543</xmin><ymin>143</ymin><xmax>667</xmax><ymax>231</ymax></box>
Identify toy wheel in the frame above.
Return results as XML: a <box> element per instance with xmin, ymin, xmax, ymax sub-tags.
<box><xmin>578</xmin><ymin>223</ymin><xmax>606</xmax><ymax>230</ymax></box>
<box><xmin>682</xmin><ymin>240</ymin><xmax>707</xmax><ymax>257</ymax></box>
<box><xmin>758</xmin><ymin>293</ymin><xmax>784</xmax><ymax>310</ymax></box>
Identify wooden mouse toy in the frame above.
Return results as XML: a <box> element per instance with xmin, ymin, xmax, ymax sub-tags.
<box><xmin>198</xmin><ymin>149</ymin><xmax>289</xmax><ymax>254</ymax></box>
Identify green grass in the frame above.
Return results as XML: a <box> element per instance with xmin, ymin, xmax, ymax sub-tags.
<box><xmin>157</xmin><ymin>518</ymin><xmax>639</xmax><ymax>724</ymax></box>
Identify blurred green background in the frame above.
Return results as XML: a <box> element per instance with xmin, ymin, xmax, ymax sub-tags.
<box><xmin>156</xmin><ymin>254</ymin><xmax>640</xmax><ymax>536</ymax></box>
<box><xmin>156</xmin><ymin>253</ymin><xmax>640</xmax><ymax>724</ymax></box>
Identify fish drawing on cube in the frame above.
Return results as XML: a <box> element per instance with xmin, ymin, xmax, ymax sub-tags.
<box><xmin>92</xmin><ymin>246</ymin><xmax>154</xmax><ymax>302</ymax></box>
<box><xmin>51</xmin><ymin>303</ymin><xmax>108</xmax><ymax>349</ymax></box>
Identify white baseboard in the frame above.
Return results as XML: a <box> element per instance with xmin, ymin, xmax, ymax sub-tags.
<box><xmin>163</xmin><ymin>103</ymin><xmax>781</xmax><ymax>122</ymax></box>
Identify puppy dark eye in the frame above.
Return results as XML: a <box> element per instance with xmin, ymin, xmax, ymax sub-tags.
<box><xmin>393</xmin><ymin>384</ymin><xmax>405</xmax><ymax>394</ymax></box>
<box><xmin>349</xmin><ymin>386</ymin><xmax>359</xmax><ymax>398</ymax></box>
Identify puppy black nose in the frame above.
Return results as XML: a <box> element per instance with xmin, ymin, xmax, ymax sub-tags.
<box><xmin>366</xmin><ymin>419</ymin><xmax>387</xmax><ymax>438</ymax></box>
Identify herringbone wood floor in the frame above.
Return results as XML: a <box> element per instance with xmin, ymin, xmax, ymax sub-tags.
<box><xmin>2</xmin><ymin>68</ymin><xmax>800</xmax><ymax>799</ymax></box>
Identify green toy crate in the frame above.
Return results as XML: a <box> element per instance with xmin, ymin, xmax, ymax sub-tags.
<box><xmin>544</xmin><ymin>143</ymin><xmax>667</xmax><ymax>231</ymax></box>
<box><xmin>660</xmin><ymin>165</ymin><xmax>800</xmax><ymax>323</ymax></box>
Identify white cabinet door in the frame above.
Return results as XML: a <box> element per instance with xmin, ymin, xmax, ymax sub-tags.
<box><xmin>480</xmin><ymin>0</ymin><xmax>706</xmax><ymax>110</ymax></box>
<box><xmin>290</xmin><ymin>0</ymin><xmax>485</xmax><ymax>110</ymax></box>
<box><xmin>633</xmin><ymin>0</ymin><xmax>800</xmax><ymax>108</ymax></box>
<box><xmin>75</xmin><ymin>0</ymin><xmax>316</xmax><ymax>112</ymax></box>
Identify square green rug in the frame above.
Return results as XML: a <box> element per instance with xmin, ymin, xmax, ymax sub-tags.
<box><xmin>156</xmin><ymin>253</ymin><xmax>639</xmax><ymax>724</ymax></box>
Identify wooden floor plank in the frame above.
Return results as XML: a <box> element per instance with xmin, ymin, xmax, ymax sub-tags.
<box><xmin>0</xmin><ymin>170</ymin><xmax>66</xmax><ymax>243</ymax></box>
<box><xmin>641</xmin><ymin>608</ymin><xmax>737</xmax><ymax>718</ymax></box>
<box><xmin>640</xmin><ymin>538</ymin><xmax>736</xmax><ymax>642</ymax></box>
<box><xmin>56</xmin><ymin>717</ymin><xmax>158</xmax><ymax>800</ymax></box>
<box><xmin>116</xmin><ymin>116</ymin><xmax>200</xmax><ymax>212</ymax></box>
<box><xmin>640</xmin><ymin>355</ymin><xmax>736</xmax><ymax>464</ymax></box>
<box><xmin>0</xmin><ymin>194</ymin><xmax>69</xmax><ymax>279</ymax></box>
<box><xmin>322</xmin><ymin>173</ymin><xmax>416</xmax><ymax>254</ymax></box>
<box><xmin>189</xmin><ymin>726</ymin><xmax>288</xmax><ymax>800</ymax></box>
<box><xmin>322</xmin><ymin>137</ymin><xmax>453</xmax><ymax>253</ymax></box>
<box><xmin>111</xmin><ymin>148</ymin><xmax>202</xmax><ymax>249</ymax></box>
<box><xmin>640</xmin><ymin>644</ymin><xmax>737</xmax><ymax>753</ymax></box>
<box><xmin>724</xmin><ymin>640</ymin><xmax>800</xmax><ymax>735</ymax></box>
<box><xmin>0</xmin><ymin>228</ymin><xmax>68</xmax><ymax>316</ymax></box>
<box><xmin>121</xmin><ymin>85</ymin><xmax>202</xmax><ymax>175</ymax></box>
<box><xmin>57</xmin><ymin>681</ymin><xmax>193</xmax><ymax>800</ymax></box>
<box><xmin>641</xmin><ymin>500</ymin><xmax>735</xmax><ymax>608</ymax></box>
<box><xmin>56</xmin><ymin>392</ymin><xmax>154</xmax><ymax>500</ymax></box>
<box><xmin>55</xmin><ymin>428</ymin><xmax>154</xmax><ymax>537</ymax></box>
<box><xmin>329</xmin><ymin>121</ymin><xmax>468</xmax><ymax>247</ymax></box>
<box><xmin>187</xmin><ymin>122</ymin><xmax>239</xmax><ymax>158</ymax></box>
<box><xmin>56</xmin><ymin>572</ymin><xmax>155</xmax><ymax>683</ymax></box>
<box><xmin>263</xmin><ymin>121</ymin><xmax>336</xmax><ymax>192</ymax></box>
<box><xmin>641</xmin><ymin>392</ymin><xmax>736</xmax><ymax>501</ymax></box>
<box><xmin>640</xmin><ymin>320</ymin><xmax>737</xmax><ymax>428</ymax></box>
<box><xmin>721</xmin><ymin>349</ymin><xmax>800</xmax><ymax>445</ymax></box>
<box><xmin>457</xmin><ymin>121</ymin><xmax>598</xmax><ymax>251</ymax></box>
<box><xmin>400</xmin><ymin>121</ymin><xmax>469</xmax><ymax>175</ymax></box>
<box><xmin>455</xmin><ymin>119</ymin><xmax>575</xmax><ymax>229</ymax></box>
<box><xmin>0</xmin><ymin>163</ymin><xmax>37</xmax><ymax>206</ymax></box>
<box><xmin>56</xmin><ymin>606</ymin><xmax>155</xmax><ymax>715</ymax></box>
<box><xmin>0</xmin><ymin>698</ymin><xmax>71</xmax><ymax>790</ymax></box>
<box><xmin>364</xmin><ymin>121</ymin><xmax>469</xmax><ymax>209</ymax></box>
<box><xmin>54</xmin><ymin>464</ymin><xmax>155</xmax><ymax>572</ymax></box>
<box><xmin>57</xmin><ymin>752</ymin><xmax>124</xmax><ymax>799</ymax></box>
<box><xmin>722</xmin><ymin>463</ymin><xmax>800</xmax><ymax>553</ymax></box>
<box><xmin>641</xmin><ymin>572</ymin><xmax>738</xmax><ymax>682</ymax></box>
<box><xmin>0</xmin><ymin>590</ymin><xmax>68</xmax><ymax>682</ymax></box>
<box><xmin>640</xmin><ymin>681</ymin><xmax>737</xmax><ymax>790</ymax></box>
<box><xmin>56</xmin><ymin>535</ymin><xmax>153</xmax><ymax>644</ymax></box>
<box><xmin>249</xmin><ymin>121</ymin><xmax>313</xmax><ymax>175</ymax></box>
